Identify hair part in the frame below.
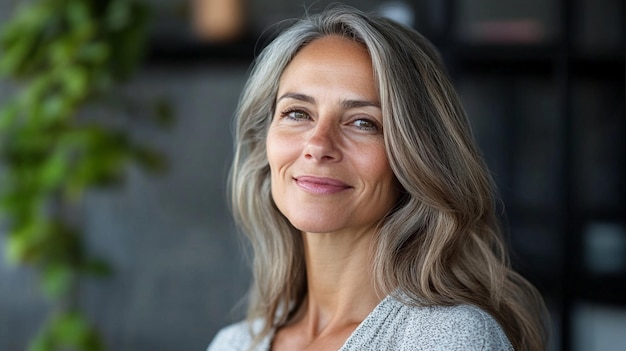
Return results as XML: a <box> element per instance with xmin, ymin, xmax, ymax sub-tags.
<box><xmin>229</xmin><ymin>5</ymin><xmax>548</xmax><ymax>351</ymax></box>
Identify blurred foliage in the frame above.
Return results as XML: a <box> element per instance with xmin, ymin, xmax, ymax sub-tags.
<box><xmin>0</xmin><ymin>0</ymin><xmax>173</xmax><ymax>350</ymax></box>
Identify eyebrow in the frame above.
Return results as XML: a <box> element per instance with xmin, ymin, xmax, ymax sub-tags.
<box><xmin>277</xmin><ymin>92</ymin><xmax>381</xmax><ymax>109</ymax></box>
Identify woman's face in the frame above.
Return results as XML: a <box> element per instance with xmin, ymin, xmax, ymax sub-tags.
<box><xmin>266</xmin><ymin>35</ymin><xmax>400</xmax><ymax>234</ymax></box>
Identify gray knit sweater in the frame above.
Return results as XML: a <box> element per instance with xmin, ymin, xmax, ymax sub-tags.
<box><xmin>207</xmin><ymin>295</ymin><xmax>513</xmax><ymax>350</ymax></box>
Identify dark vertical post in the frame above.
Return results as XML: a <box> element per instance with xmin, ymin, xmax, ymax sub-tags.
<box><xmin>622</xmin><ymin>0</ymin><xmax>626</xmax><ymax>214</ymax></box>
<box><xmin>437</xmin><ymin>0</ymin><xmax>456</xmax><ymax>77</ymax></box>
<box><xmin>557</xmin><ymin>0</ymin><xmax>574</xmax><ymax>350</ymax></box>
<box><xmin>621</xmin><ymin>0</ymin><xmax>626</xmax><ymax>295</ymax></box>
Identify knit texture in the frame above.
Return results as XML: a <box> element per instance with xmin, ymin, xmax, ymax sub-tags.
<box><xmin>207</xmin><ymin>295</ymin><xmax>513</xmax><ymax>350</ymax></box>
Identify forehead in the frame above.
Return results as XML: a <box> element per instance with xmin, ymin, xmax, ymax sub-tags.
<box><xmin>277</xmin><ymin>36</ymin><xmax>377</xmax><ymax>98</ymax></box>
<box><xmin>283</xmin><ymin>35</ymin><xmax>370</xmax><ymax>72</ymax></box>
<box><xmin>293</xmin><ymin>35</ymin><xmax>369</xmax><ymax>62</ymax></box>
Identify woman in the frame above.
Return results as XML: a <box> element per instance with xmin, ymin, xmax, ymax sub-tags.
<box><xmin>209</xmin><ymin>6</ymin><xmax>548</xmax><ymax>351</ymax></box>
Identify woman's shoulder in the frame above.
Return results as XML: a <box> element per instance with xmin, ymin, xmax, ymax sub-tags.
<box><xmin>386</xmin><ymin>297</ymin><xmax>513</xmax><ymax>350</ymax></box>
<box><xmin>207</xmin><ymin>319</ymin><xmax>270</xmax><ymax>351</ymax></box>
<box><xmin>342</xmin><ymin>295</ymin><xmax>512</xmax><ymax>350</ymax></box>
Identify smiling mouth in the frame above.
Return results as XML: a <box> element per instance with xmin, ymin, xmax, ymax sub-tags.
<box><xmin>294</xmin><ymin>176</ymin><xmax>352</xmax><ymax>195</ymax></box>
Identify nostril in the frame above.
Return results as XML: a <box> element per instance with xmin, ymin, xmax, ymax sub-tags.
<box><xmin>302</xmin><ymin>124</ymin><xmax>342</xmax><ymax>162</ymax></box>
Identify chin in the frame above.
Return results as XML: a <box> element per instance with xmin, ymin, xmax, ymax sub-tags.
<box><xmin>290</xmin><ymin>221</ymin><xmax>341</xmax><ymax>234</ymax></box>
<box><xmin>285</xmin><ymin>213</ymin><xmax>346</xmax><ymax>234</ymax></box>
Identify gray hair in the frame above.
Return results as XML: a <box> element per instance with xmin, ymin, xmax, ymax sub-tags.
<box><xmin>229</xmin><ymin>6</ymin><xmax>547</xmax><ymax>351</ymax></box>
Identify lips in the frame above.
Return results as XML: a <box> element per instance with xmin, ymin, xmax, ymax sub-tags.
<box><xmin>294</xmin><ymin>176</ymin><xmax>352</xmax><ymax>195</ymax></box>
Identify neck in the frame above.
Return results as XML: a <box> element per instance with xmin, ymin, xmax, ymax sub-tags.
<box><xmin>297</xmin><ymin>228</ymin><xmax>382</xmax><ymax>335</ymax></box>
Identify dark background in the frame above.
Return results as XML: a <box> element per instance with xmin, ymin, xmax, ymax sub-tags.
<box><xmin>1</xmin><ymin>0</ymin><xmax>624</xmax><ymax>350</ymax></box>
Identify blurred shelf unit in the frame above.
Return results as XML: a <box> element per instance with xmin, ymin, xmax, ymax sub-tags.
<box><xmin>146</xmin><ymin>32</ymin><xmax>265</xmax><ymax>64</ymax></box>
<box><xmin>449</xmin><ymin>44</ymin><xmax>623</xmax><ymax>76</ymax></box>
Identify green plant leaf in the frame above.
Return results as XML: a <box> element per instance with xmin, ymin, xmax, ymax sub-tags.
<box><xmin>82</xmin><ymin>258</ymin><xmax>113</xmax><ymax>277</ymax></box>
<box><xmin>61</xmin><ymin>66</ymin><xmax>90</xmax><ymax>101</ymax></box>
<box><xmin>0</xmin><ymin>100</ymin><xmax>19</xmax><ymax>129</ymax></box>
<box><xmin>29</xmin><ymin>311</ymin><xmax>104</xmax><ymax>351</ymax></box>
<box><xmin>39</xmin><ymin>148</ymin><xmax>69</xmax><ymax>191</ymax></box>
<box><xmin>1</xmin><ymin>1</ymin><xmax>171</xmax><ymax>349</ymax></box>
<box><xmin>41</xmin><ymin>263</ymin><xmax>74</xmax><ymax>299</ymax></box>
<box><xmin>51</xmin><ymin>311</ymin><xmax>104</xmax><ymax>350</ymax></box>
<box><xmin>106</xmin><ymin>0</ymin><xmax>133</xmax><ymax>31</ymax></box>
<box><xmin>106</xmin><ymin>1</ymin><xmax>150</xmax><ymax>80</ymax></box>
<box><xmin>5</xmin><ymin>218</ymin><xmax>48</xmax><ymax>264</ymax></box>
<box><xmin>27</xmin><ymin>326</ymin><xmax>54</xmax><ymax>351</ymax></box>
<box><xmin>77</xmin><ymin>41</ymin><xmax>109</xmax><ymax>65</ymax></box>
<box><xmin>41</xmin><ymin>94</ymin><xmax>72</xmax><ymax>121</ymax></box>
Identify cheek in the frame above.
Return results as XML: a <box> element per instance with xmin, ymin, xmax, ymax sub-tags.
<box><xmin>266</xmin><ymin>130</ymin><xmax>299</xmax><ymax>220</ymax></box>
<box><xmin>266</xmin><ymin>129</ymin><xmax>286</xmax><ymax>172</ymax></box>
<box><xmin>266</xmin><ymin>132</ymin><xmax>281</xmax><ymax>191</ymax></box>
<box><xmin>358</xmin><ymin>146</ymin><xmax>393</xmax><ymax>183</ymax></box>
<box><xmin>266</xmin><ymin>125</ymin><xmax>284</xmax><ymax>161</ymax></box>
<box><xmin>266</xmin><ymin>132</ymin><xmax>283</xmax><ymax>209</ymax></box>
<box><xmin>267</xmin><ymin>127</ymin><xmax>303</xmax><ymax>163</ymax></box>
<box><xmin>360</xmin><ymin>147</ymin><xmax>401</xmax><ymax>205</ymax></box>
<box><xmin>266</xmin><ymin>129</ymin><xmax>299</xmax><ymax>187</ymax></box>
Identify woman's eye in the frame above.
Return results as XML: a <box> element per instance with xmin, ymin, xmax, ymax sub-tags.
<box><xmin>353</xmin><ymin>118</ymin><xmax>379</xmax><ymax>131</ymax></box>
<box><xmin>282</xmin><ymin>110</ymin><xmax>310</xmax><ymax>121</ymax></box>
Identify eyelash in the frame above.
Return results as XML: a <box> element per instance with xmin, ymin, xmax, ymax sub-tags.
<box><xmin>281</xmin><ymin>108</ymin><xmax>311</xmax><ymax>121</ymax></box>
<box><xmin>352</xmin><ymin>118</ymin><xmax>380</xmax><ymax>132</ymax></box>
<box><xmin>278</xmin><ymin>108</ymin><xmax>381</xmax><ymax>132</ymax></box>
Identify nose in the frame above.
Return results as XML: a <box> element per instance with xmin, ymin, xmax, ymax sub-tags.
<box><xmin>303</xmin><ymin>121</ymin><xmax>341</xmax><ymax>162</ymax></box>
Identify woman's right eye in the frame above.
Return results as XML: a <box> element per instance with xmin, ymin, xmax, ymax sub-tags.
<box><xmin>281</xmin><ymin>109</ymin><xmax>310</xmax><ymax>121</ymax></box>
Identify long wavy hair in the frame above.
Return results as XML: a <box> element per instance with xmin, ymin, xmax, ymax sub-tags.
<box><xmin>229</xmin><ymin>6</ymin><xmax>548</xmax><ymax>351</ymax></box>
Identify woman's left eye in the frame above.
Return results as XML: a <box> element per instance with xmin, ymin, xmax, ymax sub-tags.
<box><xmin>352</xmin><ymin>118</ymin><xmax>379</xmax><ymax>131</ymax></box>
